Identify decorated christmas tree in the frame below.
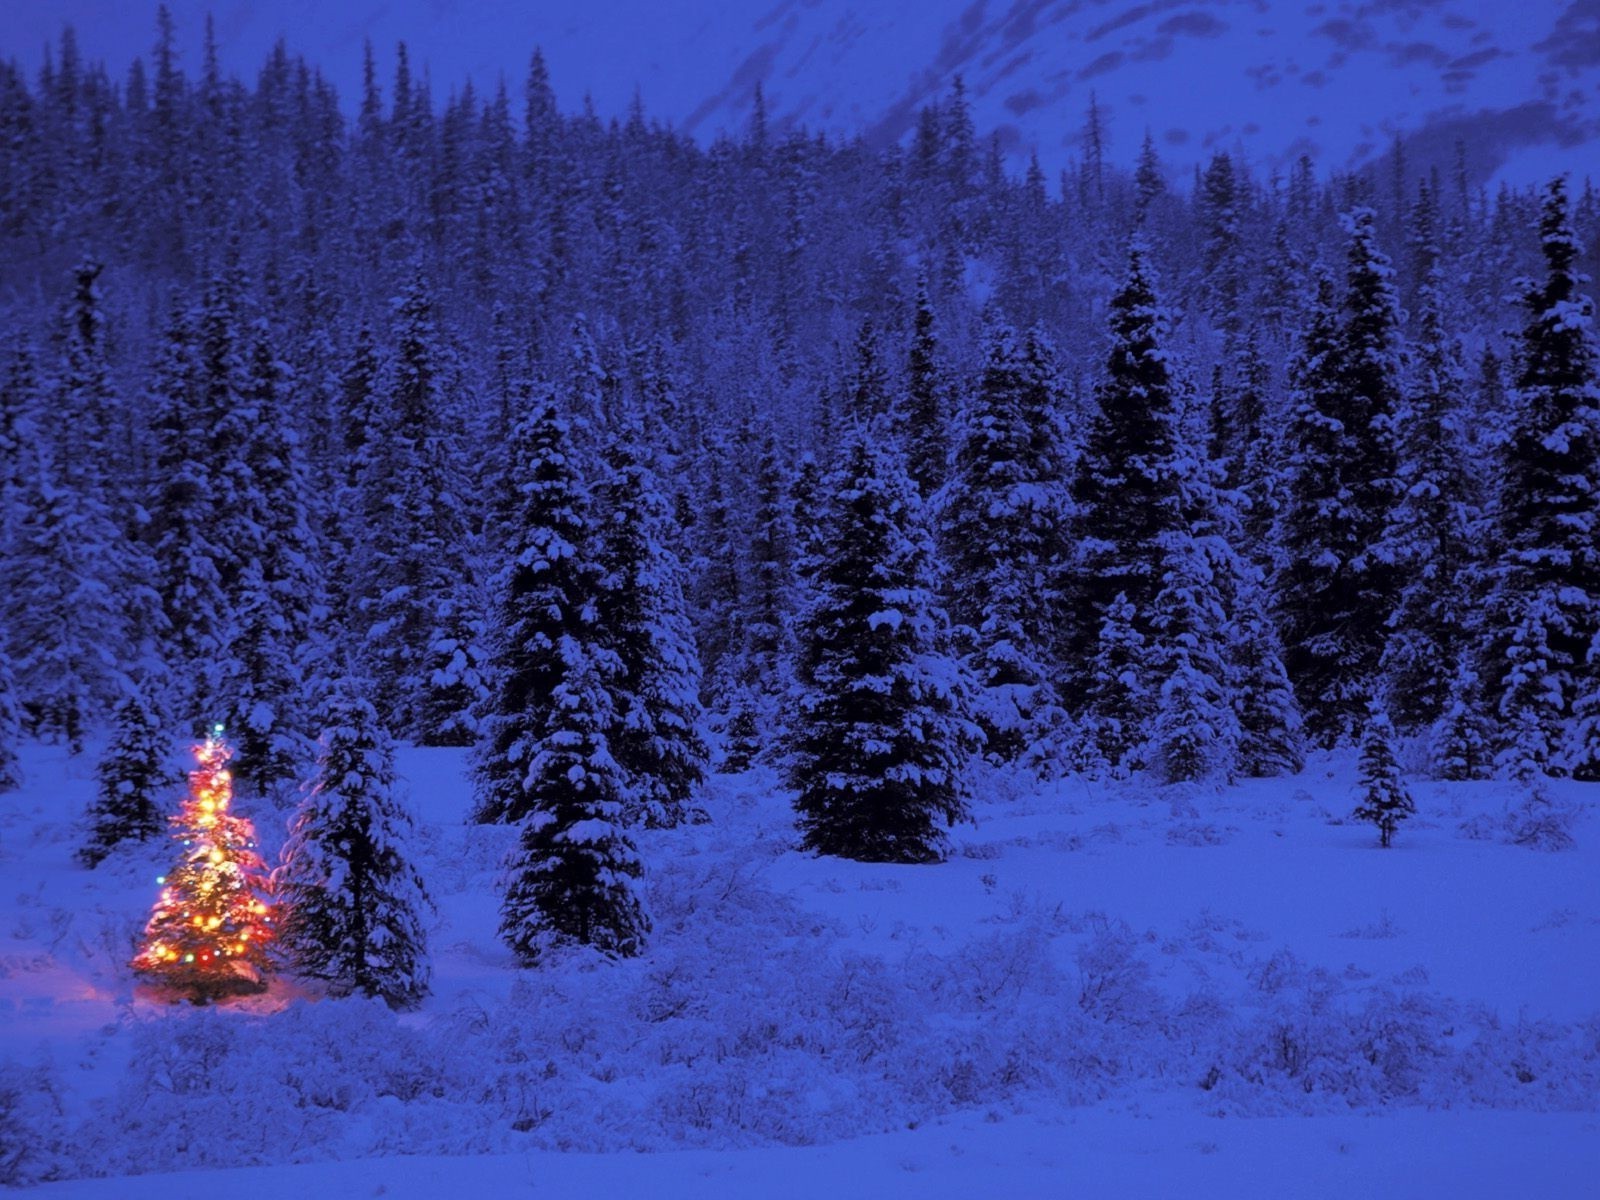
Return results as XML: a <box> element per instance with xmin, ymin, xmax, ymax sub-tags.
<box><xmin>130</xmin><ymin>726</ymin><xmax>275</xmax><ymax>1000</ymax></box>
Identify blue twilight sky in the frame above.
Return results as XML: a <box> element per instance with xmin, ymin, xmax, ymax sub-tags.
<box><xmin>4</xmin><ymin>1</ymin><xmax>1598</xmax><ymax>185</ymax></box>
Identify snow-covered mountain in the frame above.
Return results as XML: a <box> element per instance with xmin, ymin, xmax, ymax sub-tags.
<box><xmin>8</xmin><ymin>1</ymin><xmax>1598</xmax><ymax>185</ymax></box>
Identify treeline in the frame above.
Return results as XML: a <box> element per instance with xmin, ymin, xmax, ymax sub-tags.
<box><xmin>1</xmin><ymin>12</ymin><xmax>1598</xmax><ymax>963</ymax></box>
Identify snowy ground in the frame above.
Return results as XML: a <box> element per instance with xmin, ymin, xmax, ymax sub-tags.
<box><xmin>3</xmin><ymin>738</ymin><xmax>1598</xmax><ymax>1196</ymax></box>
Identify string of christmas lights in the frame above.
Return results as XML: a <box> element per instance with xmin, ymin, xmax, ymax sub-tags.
<box><xmin>131</xmin><ymin>726</ymin><xmax>276</xmax><ymax>1000</ymax></box>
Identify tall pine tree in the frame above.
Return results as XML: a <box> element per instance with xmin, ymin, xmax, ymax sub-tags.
<box><xmin>788</xmin><ymin>430</ymin><xmax>978</xmax><ymax>863</ymax></box>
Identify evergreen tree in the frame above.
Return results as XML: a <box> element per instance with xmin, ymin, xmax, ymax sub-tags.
<box><xmin>595</xmin><ymin>420</ymin><xmax>708</xmax><ymax>827</ymax></box>
<box><xmin>1352</xmin><ymin>706</ymin><xmax>1415</xmax><ymax>848</ymax></box>
<box><xmin>275</xmin><ymin>688</ymin><xmax>432</xmax><ymax>1009</ymax></box>
<box><xmin>742</xmin><ymin>423</ymin><xmax>795</xmax><ymax>696</ymax></box>
<box><xmin>1431</xmin><ymin>658</ymin><xmax>1493</xmax><ymax>781</ymax></box>
<box><xmin>148</xmin><ymin>295</ymin><xmax>228</xmax><ymax>721</ymax></box>
<box><xmin>1071</xmin><ymin>240</ymin><xmax>1185</xmax><ymax>669</ymax></box>
<box><xmin>221</xmin><ymin>329</ymin><xmax>322</xmax><ymax>796</ymax></box>
<box><xmin>498</xmin><ymin>645</ymin><xmax>648</xmax><ymax>963</ymax></box>
<box><xmin>356</xmin><ymin>273</ymin><xmax>471</xmax><ymax>733</ymax></box>
<box><xmin>1566</xmin><ymin>649</ymin><xmax>1600</xmax><ymax>781</ymax></box>
<box><xmin>80</xmin><ymin>686</ymin><xmax>171</xmax><ymax>867</ymax></box>
<box><xmin>1482</xmin><ymin>178</ymin><xmax>1600</xmax><ymax>761</ymax></box>
<box><xmin>938</xmin><ymin>316</ymin><xmax>1069</xmax><ymax>757</ymax></box>
<box><xmin>417</xmin><ymin>584</ymin><xmax>491</xmax><ymax>747</ymax></box>
<box><xmin>473</xmin><ymin>396</ymin><xmax>606</xmax><ymax>825</ymax></box>
<box><xmin>1147</xmin><ymin>533</ymin><xmax>1240</xmax><ymax>784</ymax></box>
<box><xmin>903</xmin><ymin>275</ymin><xmax>947</xmax><ymax>498</ymax></box>
<box><xmin>788</xmin><ymin>431</ymin><xmax>978</xmax><ymax>863</ymax></box>
<box><xmin>0</xmin><ymin>624</ymin><xmax>21</xmax><ymax>792</ymax></box>
<box><xmin>1380</xmin><ymin>255</ymin><xmax>1478</xmax><ymax>728</ymax></box>
<box><xmin>1272</xmin><ymin>211</ymin><xmax>1406</xmax><ymax>745</ymax></box>
<box><xmin>1084</xmin><ymin>592</ymin><xmax>1148</xmax><ymax>773</ymax></box>
<box><xmin>7</xmin><ymin>459</ymin><xmax>128</xmax><ymax>752</ymax></box>
<box><xmin>686</xmin><ymin>437</ymin><xmax>743</xmax><ymax>703</ymax></box>
<box><xmin>1228</xmin><ymin>575</ymin><xmax>1305</xmax><ymax>777</ymax></box>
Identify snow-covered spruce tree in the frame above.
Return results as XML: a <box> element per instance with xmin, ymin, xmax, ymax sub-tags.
<box><xmin>148</xmin><ymin>294</ymin><xmax>228</xmax><ymax>722</ymax></box>
<box><xmin>903</xmin><ymin>274</ymin><xmax>948</xmax><ymax>499</ymax></box>
<box><xmin>1492</xmin><ymin>588</ymin><xmax>1566</xmax><ymax>781</ymax></box>
<box><xmin>473</xmin><ymin>395</ymin><xmax>606</xmax><ymax>825</ymax></box>
<box><xmin>720</xmin><ymin>685</ymin><xmax>763</xmax><ymax>773</ymax></box>
<box><xmin>595</xmin><ymin>419</ymin><xmax>708</xmax><ymax>827</ymax></box>
<box><xmin>499</xmin><ymin>643</ymin><xmax>648</xmax><ymax>963</ymax></box>
<box><xmin>0</xmin><ymin>341</ymin><xmax>40</xmax><ymax>555</ymax></box>
<box><xmin>0</xmin><ymin>629</ymin><xmax>21</xmax><ymax>792</ymax></box>
<box><xmin>1352</xmin><ymin>706</ymin><xmax>1415</xmax><ymax>848</ymax></box>
<box><xmin>219</xmin><ymin>329</ymin><xmax>323</xmax><ymax>797</ymax></box>
<box><xmin>49</xmin><ymin>260</ymin><xmax>121</xmax><ymax>505</ymax></box>
<box><xmin>788</xmin><ymin>429</ymin><xmax>979</xmax><ymax>863</ymax></box>
<box><xmin>1482</xmin><ymin>178</ymin><xmax>1600</xmax><ymax>764</ymax></box>
<box><xmin>416</xmin><ymin>582</ymin><xmax>491</xmax><ymax>747</ymax></box>
<box><xmin>741</xmin><ymin>421</ymin><xmax>797</xmax><ymax>727</ymax></box>
<box><xmin>1566</xmin><ymin>651</ymin><xmax>1600</xmax><ymax>781</ymax></box>
<box><xmin>275</xmin><ymin>688</ymin><xmax>432</xmax><ymax>1009</ymax></box>
<box><xmin>1272</xmin><ymin>218</ymin><xmax>1405</xmax><ymax>746</ymax></box>
<box><xmin>1071</xmin><ymin>239</ymin><xmax>1186</xmax><ymax>677</ymax></box>
<box><xmin>686</xmin><ymin>434</ymin><xmax>744</xmax><ymax>705</ymax></box>
<box><xmin>937</xmin><ymin>315</ymin><xmax>1070</xmax><ymax>759</ymax></box>
<box><xmin>1228</xmin><ymin>574</ymin><xmax>1305</xmax><ymax>777</ymax></box>
<box><xmin>1379</xmin><ymin>237</ymin><xmax>1479</xmax><ymax>730</ymax></box>
<box><xmin>1147</xmin><ymin>532</ymin><xmax>1240</xmax><ymax>785</ymax></box>
<box><xmin>355</xmin><ymin>272</ymin><xmax>472</xmax><ymax>734</ymax></box>
<box><xmin>7</xmin><ymin>457</ymin><xmax>128</xmax><ymax>752</ymax></box>
<box><xmin>1084</xmin><ymin>592</ymin><xmax>1148</xmax><ymax>773</ymax></box>
<box><xmin>79</xmin><ymin>686</ymin><xmax>171</xmax><ymax>867</ymax></box>
<box><xmin>1431</xmin><ymin>657</ymin><xmax>1493</xmax><ymax>781</ymax></box>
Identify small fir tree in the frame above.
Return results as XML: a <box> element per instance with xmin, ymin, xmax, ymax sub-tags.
<box><xmin>275</xmin><ymin>690</ymin><xmax>433</xmax><ymax>1009</ymax></box>
<box><xmin>1352</xmin><ymin>707</ymin><xmax>1415</xmax><ymax>848</ymax></box>
<box><xmin>1430</xmin><ymin>659</ymin><xmax>1493</xmax><ymax>781</ymax></box>
<box><xmin>80</xmin><ymin>687</ymin><xmax>171</xmax><ymax>867</ymax></box>
<box><xmin>1085</xmin><ymin>591</ymin><xmax>1149</xmax><ymax>774</ymax></box>
<box><xmin>787</xmin><ymin>432</ymin><xmax>979</xmax><ymax>863</ymax></box>
<box><xmin>1147</xmin><ymin>535</ymin><xmax>1240</xmax><ymax>785</ymax></box>
<box><xmin>499</xmin><ymin>645</ymin><xmax>648</xmax><ymax>963</ymax></box>
<box><xmin>131</xmin><ymin>729</ymin><xmax>276</xmax><ymax>1000</ymax></box>
<box><xmin>1228</xmin><ymin>578</ymin><xmax>1304</xmax><ymax>777</ymax></box>
<box><xmin>417</xmin><ymin>583</ymin><xmax>491</xmax><ymax>747</ymax></box>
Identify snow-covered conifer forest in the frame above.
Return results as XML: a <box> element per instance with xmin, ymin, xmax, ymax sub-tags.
<box><xmin>1</xmin><ymin>7</ymin><xmax>1598</xmax><ymax>1196</ymax></box>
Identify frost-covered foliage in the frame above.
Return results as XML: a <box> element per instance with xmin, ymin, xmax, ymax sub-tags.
<box><xmin>0</xmin><ymin>625</ymin><xmax>23</xmax><ymax>792</ymax></box>
<box><xmin>1353</xmin><ymin>707</ymin><xmax>1416</xmax><ymax>848</ymax></box>
<box><xmin>1380</xmin><ymin>187</ymin><xmax>1480</xmax><ymax>730</ymax></box>
<box><xmin>788</xmin><ymin>430</ymin><xmax>981</xmax><ymax>863</ymax></box>
<box><xmin>473</xmin><ymin>397</ymin><xmax>607</xmax><ymax>826</ymax></box>
<box><xmin>1148</xmin><ymin>534</ymin><xmax>1239</xmax><ymax>785</ymax></box>
<box><xmin>938</xmin><ymin>318</ymin><xmax>1071</xmax><ymax>759</ymax></box>
<box><xmin>498</xmin><ymin>645</ymin><xmax>649</xmax><ymax>963</ymax></box>
<box><xmin>1480</xmin><ymin>178</ymin><xmax>1600</xmax><ymax>768</ymax></box>
<box><xmin>0</xmin><ymin>1058</ymin><xmax>65</xmax><ymax>1186</ymax></box>
<box><xmin>1431</xmin><ymin>658</ymin><xmax>1494</xmax><ymax>781</ymax></box>
<box><xmin>352</xmin><ymin>273</ymin><xmax>475</xmax><ymax>738</ymax></box>
<box><xmin>29</xmin><ymin>857</ymin><xmax>1600</xmax><ymax>1183</ymax></box>
<box><xmin>1273</xmin><ymin>209</ymin><xmax>1405</xmax><ymax>746</ymax></box>
<box><xmin>1072</xmin><ymin>241</ymin><xmax>1185</xmax><ymax>684</ymax></box>
<box><xmin>276</xmin><ymin>689</ymin><xmax>433</xmax><ymax>1008</ymax></box>
<box><xmin>418</xmin><ymin>585</ymin><xmax>492</xmax><ymax>747</ymax></box>
<box><xmin>79</xmin><ymin>686</ymin><xmax>173</xmax><ymax>867</ymax></box>
<box><xmin>595</xmin><ymin>419</ymin><xmax>709</xmax><ymax>827</ymax></box>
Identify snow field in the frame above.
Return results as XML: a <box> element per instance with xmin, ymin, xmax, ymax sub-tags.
<box><xmin>2</xmin><ymin>739</ymin><xmax>1597</xmax><ymax>1194</ymax></box>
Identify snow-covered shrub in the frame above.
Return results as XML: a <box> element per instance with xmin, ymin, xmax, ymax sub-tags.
<box><xmin>0</xmin><ymin>1058</ymin><xmax>65</xmax><ymax>1186</ymax></box>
